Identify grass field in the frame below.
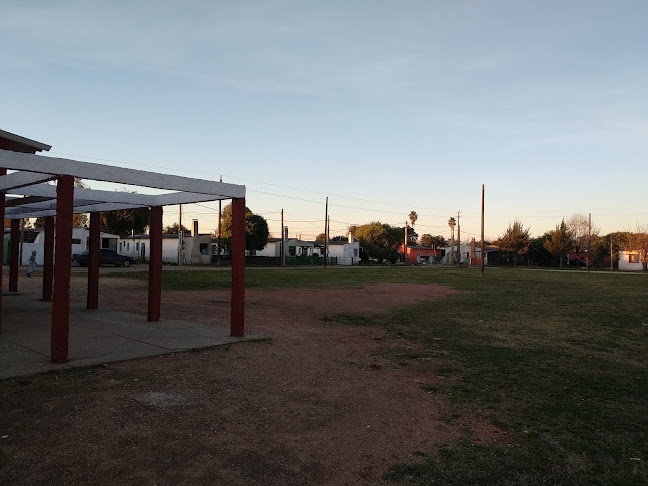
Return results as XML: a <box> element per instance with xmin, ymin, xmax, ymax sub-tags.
<box><xmin>110</xmin><ymin>266</ymin><xmax>648</xmax><ymax>484</ymax></box>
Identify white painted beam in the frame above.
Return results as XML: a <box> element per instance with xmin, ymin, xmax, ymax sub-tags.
<box><xmin>0</xmin><ymin>149</ymin><xmax>245</xmax><ymax>198</ymax></box>
<box><xmin>0</xmin><ymin>171</ymin><xmax>56</xmax><ymax>191</ymax></box>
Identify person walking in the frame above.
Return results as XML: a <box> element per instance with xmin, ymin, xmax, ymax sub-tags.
<box><xmin>26</xmin><ymin>250</ymin><xmax>37</xmax><ymax>277</ymax></box>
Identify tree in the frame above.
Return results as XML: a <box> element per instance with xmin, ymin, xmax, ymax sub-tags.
<box><xmin>406</xmin><ymin>226</ymin><xmax>418</xmax><ymax>245</ymax></box>
<box><xmin>355</xmin><ymin>221</ymin><xmax>401</xmax><ymax>263</ymax></box>
<box><xmin>220</xmin><ymin>203</ymin><xmax>269</xmax><ymax>253</ymax></box>
<box><xmin>316</xmin><ymin>233</ymin><xmax>326</xmax><ymax>242</ymax></box>
<box><xmin>163</xmin><ymin>223</ymin><xmax>191</xmax><ymax>235</ymax></box>
<box><xmin>102</xmin><ymin>207</ymin><xmax>151</xmax><ymax>237</ymax></box>
<box><xmin>528</xmin><ymin>234</ymin><xmax>553</xmax><ymax>266</ymax></box>
<box><xmin>409</xmin><ymin>211</ymin><xmax>418</xmax><ymax>228</ymax></box>
<box><xmin>498</xmin><ymin>220</ymin><xmax>530</xmax><ymax>265</ymax></box>
<box><xmin>543</xmin><ymin>219</ymin><xmax>574</xmax><ymax>267</ymax></box>
<box><xmin>567</xmin><ymin>213</ymin><xmax>599</xmax><ymax>254</ymax></box>
<box><xmin>420</xmin><ymin>234</ymin><xmax>446</xmax><ymax>248</ymax></box>
<box><xmin>448</xmin><ymin>217</ymin><xmax>456</xmax><ymax>263</ymax></box>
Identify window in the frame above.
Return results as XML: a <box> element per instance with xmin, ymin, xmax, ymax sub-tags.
<box><xmin>629</xmin><ymin>254</ymin><xmax>640</xmax><ymax>263</ymax></box>
<box><xmin>126</xmin><ymin>242</ymin><xmax>130</xmax><ymax>251</ymax></box>
<box><xmin>136</xmin><ymin>242</ymin><xmax>140</xmax><ymax>252</ymax></box>
<box><xmin>71</xmin><ymin>238</ymin><xmax>81</xmax><ymax>245</ymax></box>
<box><xmin>199</xmin><ymin>243</ymin><xmax>209</xmax><ymax>255</ymax></box>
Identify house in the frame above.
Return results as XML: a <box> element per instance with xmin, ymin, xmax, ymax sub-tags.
<box><xmin>257</xmin><ymin>238</ymin><xmax>315</xmax><ymax>258</ymax></box>
<box><xmin>400</xmin><ymin>244</ymin><xmax>442</xmax><ymax>263</ymax></box>
<box><xmin>4</xmin><ymin>227</ymin><xmax>120</xmax><ymax>265</ymax></box>
<box><xmin>619</xmin><ymin>250</ymin><xmax>644</xmax><ymax>271</ymax></box>
<box><xmin>126</xmin><ymin>221</ymin><xmax>213</xmax><ymax>264</ymax></box>
<box><xmin>469</xmin><ymin>240</ymin><xmax>499</xmax><ymax>266</ymax></box>
<box><xmin>325</xmin><ymin>233</ymin><xmax>361</xmax><ymax>265</ymax></box>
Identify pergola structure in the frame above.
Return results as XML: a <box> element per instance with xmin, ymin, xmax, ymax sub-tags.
<box><xmin>0</xmin><ymin>141</ymin><xmax>246</xmax><ymax>364</ymax></box>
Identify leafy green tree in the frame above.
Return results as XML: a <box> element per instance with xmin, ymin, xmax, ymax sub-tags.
<box><xmin>420</xmin><ymin>234</ymin><xmax>446</xmax><ymax>248</ymax></box>
<box><xmin>528</xmin><ymin>234</ymin><xmax>554</xmax><ymax>266</ymax></box>
<box><xmin>315</xmin><ymin>233</ymin><xmax>326</xmax><ymax>242</ymax></box>
<box><xmin>355</xmin><ymin>222</ymin><xmax>401</xmax><ymax>263</ymax></box>
<box><xmin>101</xmin><ymin>207</ymin><xmax>150</xmax><ymax>237</ymax></box>
<box><xmin>498</xmin><ymin>220</ymin><xmax>530</xmax><ymax>266</ymax></box>
<box><xmin>220</xmin><ymin>203</ymin><xmax>269</xmax><ymax>253</ymax></box>
<box><xmin>163</xmin><ymin>223</ymin><xmax>191</xmax><ymax>235</ymax></box>
<box><xmin>543</xmin><ymin>219</ymin><xmax>574</xmax><ymax>267</ymax></box>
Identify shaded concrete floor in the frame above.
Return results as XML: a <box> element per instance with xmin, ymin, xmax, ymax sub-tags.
<box><xmin>0</xmin><ymin>293</ymin><xmax>263</xmax><ymax>379</ymax></box>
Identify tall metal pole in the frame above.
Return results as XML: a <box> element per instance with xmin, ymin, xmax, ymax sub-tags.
<box><xmin>588</xmin><ymin>212</ymin><xmax>591</xmax><ymax>273</ymax></box>
<box><xmin>178</xmin><ymin>204</ymin><xmax>183</xmax><ymax>266</ymax></box>
<box><xmin>404</xmin><ymin>222</ymin><xmax>408</xmax><ymax>263</ymax></box>
<box><xmin>19</xmin><ymin>218</ymin><xmax>24</xmax><ymax>266</ymax></box>
<box><xmin>481</xmin><ymin>184</ymin><xmax>485</xmax><ymax>277</ymax></box>
<box><xmin>610</xmin><ymin>238</ymin><xmax>613</xmax><ymax>271</ymax></box>
<box><xmin>281</xmin><ymin>208</ymin><xmax>285</xmax><ymax>267</ymax></box>
<box><xmin>324</xmin><ymin>197</ymin><xmax>328</xmax><ymax>268</ymax></box>
<box><xmin>217</xmin><ymin>175</ymin><xmax>222</xmax><ymax>266</ymax></box>
<box><xmin>457</xmin><ymin>211</ymin><xmax>461</xmax><ymax>265</ymax></box>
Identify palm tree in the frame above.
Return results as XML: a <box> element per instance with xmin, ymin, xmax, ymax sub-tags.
<box><xmin>409</xmin><ymin>211</ymin><xmax>418</xmax><ymax>228</ymax></box>
<box><xmin>448</xmin><ymin>217</ymin><xmax>456</xmax><ymax>263</ymax></box>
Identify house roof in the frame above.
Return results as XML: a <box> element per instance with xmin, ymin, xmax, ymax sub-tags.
<box><xmin>0</xmin><ymin>129</ymin><xmax>52</xmax><ymax>153</ymax></box>
<box><xmin>0</xmin><ymin>149</ymin><xmax>245</xmax><ymax>220</ymax></box>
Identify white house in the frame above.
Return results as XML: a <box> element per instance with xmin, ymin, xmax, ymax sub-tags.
<box><xmin>4</xmin><ymin>227</ymin><xmax>120</xmax><ymax>265</ymax></box>
<box><xmin>257</xmin><ymin>238</ymin><xmax>315</xmax><ymax>258</ymax></box>
<box><xmin>325</xmin><ymin>233</ymin><xmax>360</xmax><ymax>265</ymax></box>
<box><xmin>619</xmin><ymin>250</ymin><xmax>644</xmax><ymax>271</ymax></box>
<box><xmin>125</xmin><ymin>233</ymin><xmax>214</xmax><ymax>264</ymax></box>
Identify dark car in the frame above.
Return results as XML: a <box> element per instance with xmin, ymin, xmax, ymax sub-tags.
<box><xmin>73</xmin><ymin>249</ymin><xmax>135</xmax><ymax>267</ymax></box>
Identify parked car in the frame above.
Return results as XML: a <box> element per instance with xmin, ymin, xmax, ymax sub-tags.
<box><xmin>73</xmin><ymin>249</ymin><xmax>135</xmax><ymax>267</ymax></box>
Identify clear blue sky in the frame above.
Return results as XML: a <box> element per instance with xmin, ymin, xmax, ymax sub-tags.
<box><xmin>2</xmin><ymin>1</ymin><xmax>647</xmax><ymax>242</ymax></box>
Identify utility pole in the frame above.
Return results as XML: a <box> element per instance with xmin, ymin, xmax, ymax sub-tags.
<box><xmin>457</xmin><ymin>211</ymin><xmax>461</xmax><ymax>265</ymax></box>
<box><xmin>610</xmin><ymin>238</ymin><xmax>613</xmax><ymax>271</ymax></box>
<box><xmin>481</xmin><ymin>184</ymin><xmax>485</xmax><ymax>277</ymax></box>
<box><xmin>19</xmin><ymin>218</ymin><xmax>25</xmax><ymax>266</ymax></box>
<box><xmin>324</xmin><ymin>197</ymin><xmax>328</xmax><ymax>269</ymax></box>
<box><xmin>404</xmin><ymin>222</ymin><xmax>408</xmax><ymax>263</ymax></box>
<box><xmin>217</xmin><ymin>175</ymin><xmax>222</xmax><ymax>266</ymax></box>
<box><xmin>178</xmin><ymin>204</ymin><xmax>183</xmax><ymax>266</ymax></box>
<box><xmin>588</xmin><ymin>212</ymin><xmax>591</xmax><ymax>273</ymax></box>
<box><xmin>281</xmin><ymin>208</ymin><xmax>285</xmax><ymax>267</ymax></box>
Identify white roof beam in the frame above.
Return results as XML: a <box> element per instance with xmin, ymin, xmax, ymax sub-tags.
<box><xmin>0</xmin><ymin>171</ymin><xmax>57</xmax><ymax>191</ymax></box>
<box><xmin>0</xmin><ymin>149</ymin><xmax>245</xmax><ymax>198</ymax></box>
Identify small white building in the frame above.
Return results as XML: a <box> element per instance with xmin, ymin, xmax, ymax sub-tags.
<box><xmin>257</xmin><ymin>238</ymin><xmax>315</xmax><ymax>258</ymax></box>
<box><xmin>325</xmin><ymin>233</ymin><xmax>360</xmax><ymax>265</ymax></box>
<box><xmin>619</xmin><ymin>250</ymin><xmax>643</xmax><ymax>271</ymax></box>
<box><xmin>125</xmin><ymin>233</ymin><xmax>214</xmax><ymax>264</ymax></box>
<box><xmin>4</xmin><ymin>227</ymin><xmax>120</xmax><ymax>265</ymax></box>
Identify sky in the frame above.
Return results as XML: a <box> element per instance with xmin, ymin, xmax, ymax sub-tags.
<box><xmin>2</xmin><ymin>0</ymin><xmax>647</xmax><ymax>242</ymax></box>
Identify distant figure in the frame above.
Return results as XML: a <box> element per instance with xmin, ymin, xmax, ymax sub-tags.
<box><xmin>26</xmin><ymin>251</ymin><xmax>37</xmax><ymax>277</ymax></box>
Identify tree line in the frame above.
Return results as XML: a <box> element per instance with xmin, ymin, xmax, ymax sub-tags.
<box><xmin>497</xmin><ymin>214</ymin><xmax>648</xmax><ymax>269</ymax></box>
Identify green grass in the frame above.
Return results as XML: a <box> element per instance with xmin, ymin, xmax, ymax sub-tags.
<box><xmin>108</xmin><ymin>266</ymin><xmax>648</xmax><ymax>484</ymax></box>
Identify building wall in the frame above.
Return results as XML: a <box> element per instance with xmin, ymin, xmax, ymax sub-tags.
<box><xmin>256</xmin><ymin>241</ymin><xmax>281</xmax><ymax>257</ymax></box>
<box><xmin>619</xmin><ymin>251</ymin><xmax>643</xmax><ymax>271</ymax></box>
<box><xmin>5</xmin><ymin>227</ymin><xmax>120</xmax><ymax>265</ymax></box>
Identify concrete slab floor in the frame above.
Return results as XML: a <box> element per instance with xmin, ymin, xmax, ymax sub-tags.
<box><xmin>0</xmin><ymin>294</ymin><xmax>264</xmax><ymax>380</ymax></box>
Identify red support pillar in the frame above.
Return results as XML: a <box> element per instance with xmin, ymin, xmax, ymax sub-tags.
<box><xmin>9</xmin><ymin>219</ymin><xmax>19</xmax><ymax>292</ymax></box>
<box><xmin>147</xmin><ymin>206</ymin><xmax>163</xmax><ymax>322</ymax></box>
<box><xmin>87</xmin><ymin>212</ymin><xmax>100</xmax><ymax>309</ymax></box>
<box><xmin>230</xmin><ymin>197</ymin><xmax>246</xmax><ymax>337</ymax></box>
<box><xmin>42</xmin><ymin>216</ymin><xmax>55</xmax><ymax>301</ymax></box>
<box><xmin>51</xmin><ymin>175</ymin><xmax>74</xmax><ymax>363</ymax></box>
<box><xmin>0</xmin><ymin>168</ymin><xmax>5</xmax><ymax>333</ymax></box>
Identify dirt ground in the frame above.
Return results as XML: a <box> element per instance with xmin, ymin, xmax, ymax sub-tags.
<box><xmin>1</xmin><ymin>274</ymin><xmax>505</xmax><ymax>486</ymax></box>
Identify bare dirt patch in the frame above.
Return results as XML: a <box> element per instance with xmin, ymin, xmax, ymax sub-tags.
<box><xmin>1</xmin><ymin>276</ymin><xmax>504</xmax><ymax>485</ymax></box>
